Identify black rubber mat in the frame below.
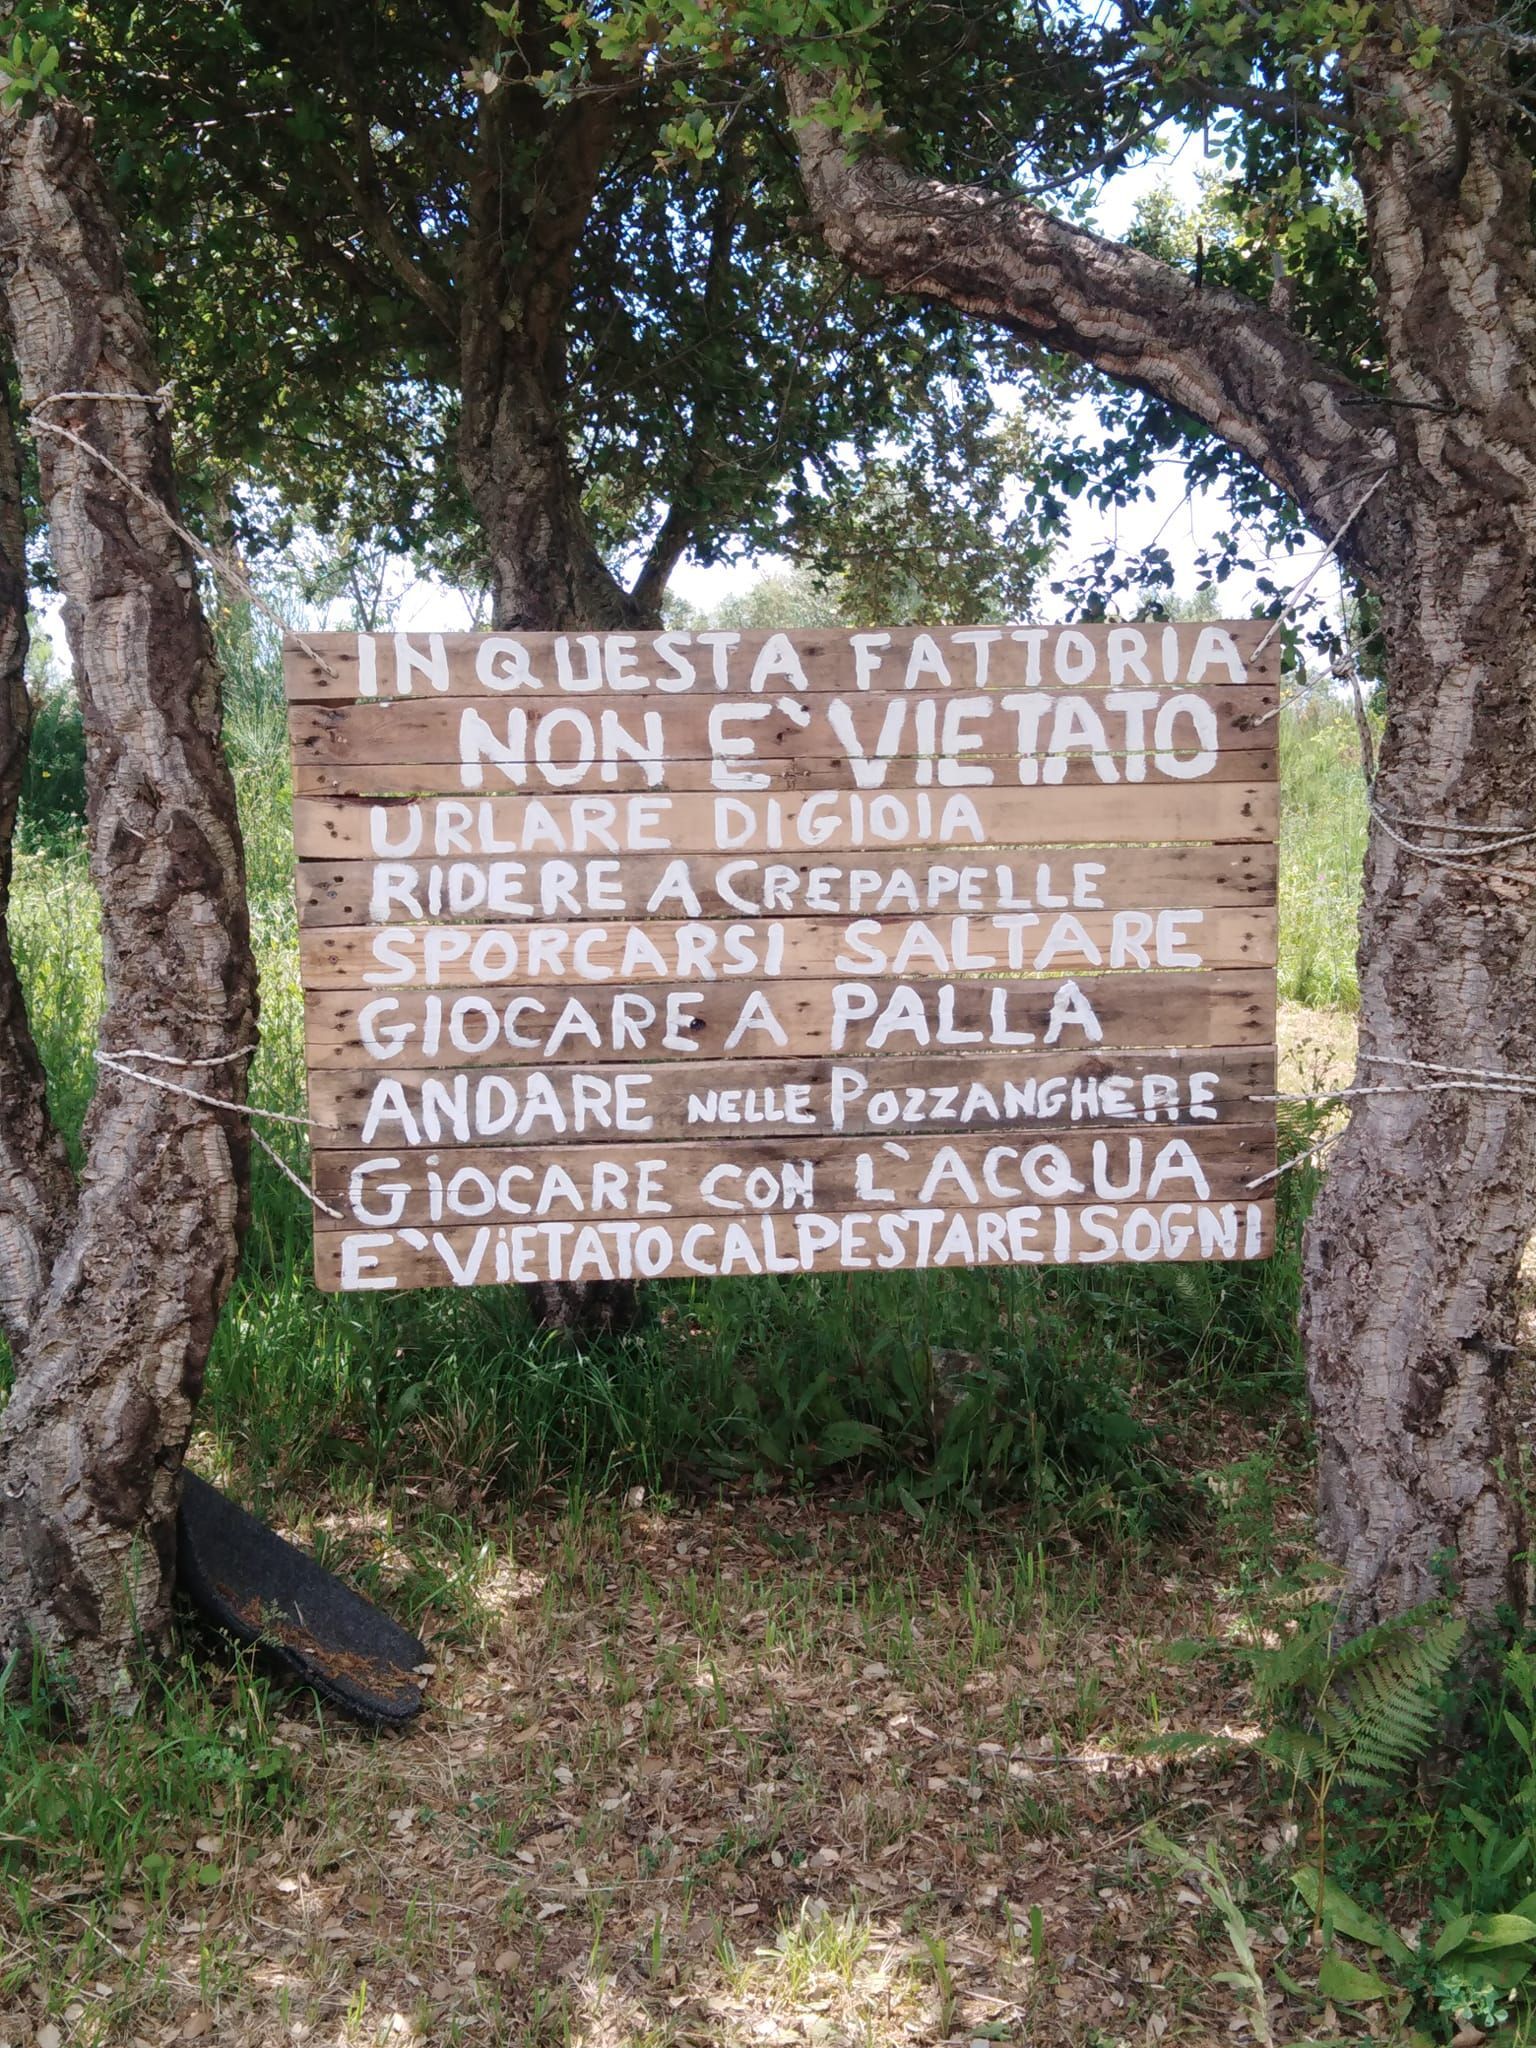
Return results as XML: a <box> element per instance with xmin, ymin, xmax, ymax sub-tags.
<box><xmin>177</xmin><ymin>1471</ymin><xmax>427</xmax><ymax>1726</ymax></box>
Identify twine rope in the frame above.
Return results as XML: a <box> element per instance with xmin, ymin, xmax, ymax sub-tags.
<box><xmin>1248</xmin><ymin>650</ymin><xmax>1355</xmax><ymax>728</ymax></box>
<box><xmin>1245</xmin><ymin>1054</ymin><xmax>1536</xmax><ymax>1189</ymax></box>
<box><xmin>30</xmin><ymin>387</ymin><xmax>173</xmax><ymax>412</ymax></box>
<box><xmin>25</xmin><ymin>390</ymin><xmax>338</xmax><ymax>679</ymax></box>
<box><xmin>1369</xmin><ymin>800</ymin><xmax>1536</xmax><ymax>885</ymax></box>
<box><xmin>100</xmin><ymin>1044</ymin><xmax>248</xmax><ymax>1068</ymax></box>
<box><xmin>98</xmin><ymin>1050</ymin><xmax>343</xmax><ymax>1220</ymax></box>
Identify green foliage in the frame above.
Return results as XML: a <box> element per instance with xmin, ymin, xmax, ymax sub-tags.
<box><xmin>665</xmin><ymin>404</ymin><xmax>1062</xmax><ymax>631</ymax></box>
<box><xmin>1289</xmin><ymin>1862</ymin><xmax>1536</xmax><ymax>2033</ymax></box>
<box><xmin>39</xmin><ymin>0</ymin><xmax>1061</xmax><ymax>599</ymax></box>
<box><xmin>1233</xmin><ymin>1622</ymin><xmax>1536</xmax><ymax>2037</ymax></box>
<box><xmin>1254</xmin><ymin>1601</ymin><xmax>1466</xmax><ymax>1794</ymax></box>
<box><xmin>0</xmin><ymin>1648</ymin><xmax>301</xmax><ymax>1914</ymax></box>
<box><xmin>787</xmin><ymin>405</ymin><xmax>1058</xmax><ymax>626</ymax></box>
<box><xmin>0</xmin><ymin>27</ymin><xmax>63</xmax><ymax>109</ymax></box>
<box><xmin>1279</xmin><ymin>702</ymin><xmax>1367</xmax><ymax>1010</ymax></box>
<box><xmin>1150</xmin><ymin>1609</ymin><xmax>1536</xmax><ymax>2038</ymax></box>
<box><xmin>16</xmin><ymin>665</ymin><xmax>85</xmax><ymax>852</ymax></box>
<box><xmin>665</xmin><ymin>565</ymin><xmax>848</xmax><ymax>633</ymax></box>
<box><xmin>710</xmin><ymin>1273</ymin><xmax>1186</xmax><ymax>1531</ymax></box>
<box><xmin>1145</xmin><ymin>1830</ymin><xmax>1275</xmax><ymax>2046</ymax></box>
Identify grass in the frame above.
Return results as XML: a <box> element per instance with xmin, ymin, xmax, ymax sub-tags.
<box><xmin>0</xmin><ymin>612</ymin><xmax>1376</xmax><ymax>2043</ymax></box>
<box><xmin>1278</xmin><ymin>700</ymin><xmax>1368</xmax><ymax>1012</ymax></box>
<box><xmin>0</xmin><ymin>1456</ymin><xmax>1333</xmax><ymax>2044</ymax></box>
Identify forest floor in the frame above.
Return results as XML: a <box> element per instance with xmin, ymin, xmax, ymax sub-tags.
<box><xmin>0</xmin><ymin>1009</ymin><xmax>1367</xmax><ymax>2048</ymax></box>
<box><xmin>2</xmin><ymin>1427</ymin><xmax>1344</xmax><ymax>2048</ymax></box>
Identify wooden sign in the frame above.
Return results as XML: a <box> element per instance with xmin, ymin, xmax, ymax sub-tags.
<box><xmin>284</xmin><ymin>625</ymin><xmax>1279</xmax><ymax>1292</ymax></box>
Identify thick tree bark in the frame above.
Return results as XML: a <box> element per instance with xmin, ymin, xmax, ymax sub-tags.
<box><xmin>459</xmin><ymin>86</ymin><xmax>651</xmax><ymax>639</ymax></box>
<box><xmin>0</xmin><ymin>103</ymin><xmax>258</xmax><ymax>1701</ymax></box>
<box><xmin>784</xmin><ymin>20</ymin><xmax>1536</xmax><ymax>1626</ymax></box>
<box><xmin>460</xmin><ymin>331</ymin><xmax>650</xmax><ymax>634</ymax></box>
<box><xmin>1299</xmin><ymin>25</ymin><xmax>1536</xmax><ymax>1622</ymax></box>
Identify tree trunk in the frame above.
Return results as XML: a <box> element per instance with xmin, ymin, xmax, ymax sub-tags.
<box><xmin>460</xmin><ymin>334</ymin><xmax>649</xmax><ymax>635</ymax></box>
<box><xmin>458</xmin><ymin>82</ymin><xmax>650</xmax><ymax>638</ymax></box>
<box><xmin>780</xmin><ymin>26</ymin><xmax>1536</xmax><ymax>1626</ymax></box>
<box><xmin>0</xmin><ymin>104</ymin><xmax>258</xmax><ymax>1703</ymax></box>
<box><xmin>1299</xmin><ymin>38</ymin><xmax>1536</xmax><ymax>1623</ymax></box>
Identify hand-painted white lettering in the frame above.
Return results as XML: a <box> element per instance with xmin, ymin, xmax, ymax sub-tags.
<box><xmin>951</xmin><ymin>628</ymin><xmax>1002</xmax><ymax>685</ymax></box>
<box><xmin>710</xmin><ymin>791</ymin><xmax>986</xmax><ymax>852</ymax></box>
<box><xmin>905</xmin><ymin>633</ymin><xmax>951</xmax><ymax>689</ymax></box>
<box><xmin>748</xmin><ymin>633</ymin><xmax>810</xmax><ymax>694</ymax></box>
<box><xmin>685</xmin><ymin>1083</ymin><xmax>816</xmax><ymax>1128</ymax></box>
<box><xmin>699</xmin><ymin>1160</ymin><xmax>815</xmax><ymax>1212</ymax></box>
<box><xmin>722</xmin><ymin>988</ymin><xmax>787</xmax><ymax>1050</ymax></box>
<box><xmin>851</xmin><ymin>632</ymin><xmax>891</xmax><ymax>689</ymax></box>
<box><xmin>1104</xmin><ymin>690</ymin><xmax>1159</xmax><ymax>781</ymax></box>
<box><xmin>1187</xmin><ymin>626</ymin><xmax>1247</xmax><ymax>685</ymax></box>
<box><xmin>394</xmin><ymin>632</ymin><xmax>448</xmax><ymax>696</ymax></box>
<box><xmin>1009</xmin><ymin>627</ymin><xmax>1049</xmax><ymax>684</ymax></box>
<box><xmin>1152</xmin><ymin>694</ymin><xmax>1219</xmax><ymax>778</ymax></box>
<box><xmin>554</xmin><ymin>634</ymin><xmax>603</xmax><ymax>692</ymax></box>
<box><xmin>1106</xmin><ymin>627</ymin><xmax>1151</xmax><ymax>686</ymax></box>
<box><xmin>695</xmin><ymin>631</ymin><xmax>741</xmax><ymax>689</ymax></box>
<box><xmin>709</xmin><ymin>703</ymin><xmax>773</xmax><ymax>790</ymax></box>
<box><xmin>476</xmin><ymin>636</ymin><xmax>539</xmax><ymax>692</ymax></box>
<box><xmin>456</xmin><ymin>707</ymin><xmax>667</xmax><ymax>791</ymax></box>
<box><xmin>333</xmin><ymin>1199</ymin><xmax>1266</xmax><ymax>1288</ymax></box>
<box><xmin>340</xmin><ymin>1232</ymin><xmax>397</xmax><ymax>1288</ymax></box>
<box><xmin>297</xmin><ymin>621</ymin><xmax>1273</xmax><ymax>1294</ymax></box>
<box><xmin>652</xmin><ymin>633</ymin><xmax>696</xmax><ymax>691</ymax></box>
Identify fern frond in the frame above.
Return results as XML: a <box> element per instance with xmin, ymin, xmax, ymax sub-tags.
<box><xmin>1251</xmin><ymin>1601</ymin><xmax>1465</xmax><ymax>1789</ymax></box>
<box><xmin>1322</xmin><ymin>1616</ymin><xmax>1466</xmax><ymax>1783</ymax></box>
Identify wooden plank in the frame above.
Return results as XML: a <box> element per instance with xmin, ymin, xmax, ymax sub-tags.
<box><xmin>297</xmin><ymin>907</ymin><xmax>1276</xmax><ymax>991</ymax></box>
<box><xmin>292</xmin><ymin>748</ymin><xmax>1275</xmax><ymax>799</ymax></box>
<box><xmin>292</xmin><ymin>782</ymin><xmax>1279</xmax><ymax>860</ymax></box>
<box><xmin>312</xmin><ymin>1198</ymin><xmax>1277</xmax><ymax>1290</ymax></box>
<box><xmin>296</xmin><ymin>844</ymin><xmax>1279</xmax><ymax>929</ymax></box>
<box><xmin>302</xmin><ymin>972</ymin><xmax>1277</xmax><ymax>1068</ymax></box>
<box><xmin>283</xmin><ymin>622</ymin><xmax>1278</xmax><ymax>704</ymax></box>
<box><xmin>315</xmin><ymin>1126</ymin><xmax>1274</xmax><ymax>1227</ymax></box>
<box><xmin>293</xmin><ymin>749</ymin><xmax>1277</xmax><ymax>798</ymax></box>
<box><xmin>285</xmin><ymin>620</ymin><xmax>1279</xmax><ymax>1282</ymax></box>
<box><xmin>308</xmin><ymin>1049</ymin><xmax>1278</xmax><ymax>1148</ymax></box>
<box><xmin>289</xmin><ymin>688</ymin><xmax>1275</xmax><ymax>772</ymax></box>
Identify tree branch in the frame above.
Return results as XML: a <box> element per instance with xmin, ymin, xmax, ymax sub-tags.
<box><xmin>0</xmin><ymin>352</ymin><xmax>73</xmax><ymax>1346</ymax></box>
<box><xmin>258</xmin><ymin>180</ymin><xmax>446</xmax><ymax>353</ymax></box>
<box><xmin>328</xmin><ymin>107</ymin><xmax>458</xmax><ymax>337</ymax></box>
<box><xmin>626</xmin><ymin>156</ymin><xmax>746</xmax><ymax>620</ymax></box>
<box><xmin>782</xmin><ymin>70</ymin><xmax>1394</xmax><ymax>569</ymax></box>
<box><xmin>630</xmin><ymin>498</ymin><xmax>696</xmax><ymax>620</ymax></box>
